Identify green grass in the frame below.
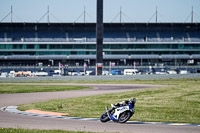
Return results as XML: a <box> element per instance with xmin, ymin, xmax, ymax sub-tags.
<box><xmin>0</xmin><ymin>78</ymin><xmax>185</xmax><ymax>84</ymax></box>
<box><xmin>0</xmin><ymin>128</ymin><xmax>96</xmax><ymax>133</ymax></box>
<box><xmin>18</xmin><ymin>79</ymin><xmax>200</xmax><ymax>124</ymax></box>
<box><xmin>0</xmin><ymin>85</ymin><xmax>90</xmax><ymax>93</ymax></box>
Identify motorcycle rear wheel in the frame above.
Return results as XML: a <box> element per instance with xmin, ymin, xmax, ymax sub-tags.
<box><xmin>118</xmin><ymin>111</ymin><xmax>132</xmax><ymax>123</ymax></box>
<box><xmin>100</xmin><ymin>112</ymin><xmax>110</xmax><ymax>122</ymax></box>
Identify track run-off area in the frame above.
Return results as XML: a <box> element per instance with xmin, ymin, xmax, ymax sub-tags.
<box><xmin>0</xmin><ymin>83</ymin><xmax>200</xmax><ymax>133</ymax></box>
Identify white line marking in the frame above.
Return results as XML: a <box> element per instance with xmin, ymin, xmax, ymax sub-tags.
<box><xmin>169</xmin><ymin>123</ymin><xmax>188</xmax><ymax>126</ymax></box>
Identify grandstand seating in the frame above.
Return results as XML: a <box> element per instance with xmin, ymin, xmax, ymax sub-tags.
<box><xmin>0</xmin><ymin>23</ymin><xmax>199</xmax><ymax>67</ymax></box>
<box><xmin>0</xmin><ymin>23</ymin><xmax>199</xmax><ymax>43</ymax></box>
<box><xmin>37</xmin><ymin>31</ymin><xmax>66</xmax><ymax>42</ymax></box>
<box><xmin>0</xmin><ymin>32</ymin><xmax>4</xmax><ymax>42</ymax></box>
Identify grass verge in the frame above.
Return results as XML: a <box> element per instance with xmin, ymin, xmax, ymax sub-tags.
<box><xmin>0</xmin><ymin>128</ymin><xmax>96</xmax><ymax>133</ymax></box>
<box><xmin>0</xmin><ymin>85</ymin><xmax>90</xmax><ymax>93</ymax></box>
<box><xmin>0</xmin><ymin>78</ymin><xmax>191</xmax><ymax>84</ymax></box>
<box><xmin>18</xmin><ymin>79</ymin><xmax>200</xmax><ymax>124</ymax></box>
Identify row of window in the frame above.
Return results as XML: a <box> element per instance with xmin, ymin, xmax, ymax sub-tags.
<box><xmin>0</xmin><ymin>51</ymin><xmax>200</xmax><ymax>56</ymax></box>
<box><xmin>0</xmin><ymin>44</ymin><xmax>200</xmax><ymax>49</ymax></box>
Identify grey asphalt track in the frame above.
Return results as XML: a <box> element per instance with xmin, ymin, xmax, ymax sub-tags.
<box><xmin>0</xmin><ymin>83</ymin><xmax>199</xmax><ymax>133</ymax></box>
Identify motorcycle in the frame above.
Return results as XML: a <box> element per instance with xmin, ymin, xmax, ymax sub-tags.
<box><xmin>100</xmin><ymin>103</ymin><xmax>135</xmax><ymax>123</ymax></box>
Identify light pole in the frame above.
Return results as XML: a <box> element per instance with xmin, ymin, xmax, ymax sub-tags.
<box><xmin>96</xmin><ymin>0</ymin><xmax>104</xmax><ymax>75</ymax></box>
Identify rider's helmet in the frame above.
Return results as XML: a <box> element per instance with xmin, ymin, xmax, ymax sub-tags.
<box><xmin>129</xmin><ymin>97</ymin><xmax>136</xmax><ymax>104</ymax></box>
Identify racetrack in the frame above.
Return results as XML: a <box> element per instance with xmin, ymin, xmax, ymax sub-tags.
<box><xmin>0</xmin><ymin>83</ymin><xmax>199</xmax><ymax>133</ymax></box>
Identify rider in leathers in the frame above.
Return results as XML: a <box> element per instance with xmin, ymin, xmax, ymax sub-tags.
<box><xmin>108</xmin><ymin>97</ymin><xmax>136</xmax><ymax>114</ymax></box>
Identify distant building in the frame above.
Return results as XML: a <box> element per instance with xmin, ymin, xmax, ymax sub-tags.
<box><xmin>0</xmin><ymin>22</ymin><xmax>200</xmax><ymax>67</ymax></box>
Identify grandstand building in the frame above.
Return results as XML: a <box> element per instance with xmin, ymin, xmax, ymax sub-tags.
<box><xmin>0</xmin><ymin>22</ymin><xmax>200</xmax><ymax>68</ymax></box>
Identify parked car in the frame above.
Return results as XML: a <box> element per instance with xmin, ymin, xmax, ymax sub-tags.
<box><xmin>155</xmin><ymin>71</ymin><xmax>168</xmax><ymax>75</ymax></box>
<box><xmin>109</xmin><ymin>70</ymin><xmax>123</xmax><ymax>75</ymax></box>
<box><xmin>86</xmin><ymin>71</ymin><xmax>93</xmax><ymax>75</ymax></box>
<box><xmin>67</xmin><ymin>69</ymin><xmax>79</xmax><ymax>76</ymax></box>
<box><xmin>32</xmin><ymin>71</ymin><xmax>48</xmax><ymax>76</ymax></box>
<box><xmin>0</xmin><ymin>72</ymin><xmax>8</xmax><ymax>77</ymax></box>
<box><xmin>103</xmin><ymin>70</ymin><xmax>109</xmax><ymax>75</ymax></box>
<box><xmin>167</xmin><ymin>70</ymin><xmax>177</xmax><ymax>74</ymax></box>
<box><xmin>124</xmin><ymin>69</ymin><xmax>140</xmax><ymax>75</ymax></box>
<box><xmin>79</xmin><ymin>71</ymin><xmax>85</xmax><ymax>76</ymax></box>
<box><xmin>9</xmin><ymin>71</ymin><xmax>15</xmax><ymax>77</ymax></box>
<box><xmin>179</xmin><ymin>70</ymin><xmax>188</xmax><ymax>74</ymax></box>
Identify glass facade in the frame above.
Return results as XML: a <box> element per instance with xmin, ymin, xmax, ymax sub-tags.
<box><xmin>0</xmin><ymin>43</ymin><xmax>200</xmax><ymax>55</ymax></box>
<box><xmin>0</xmin><ymin>22</ymin><xmax>200</xmax><ymax>66</ymax></box>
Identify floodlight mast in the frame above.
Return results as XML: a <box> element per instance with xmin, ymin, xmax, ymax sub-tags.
<box><xmin>96</xmin><ymin>0</ymin><xmax>103</xmax><ymax>75</ymax></box>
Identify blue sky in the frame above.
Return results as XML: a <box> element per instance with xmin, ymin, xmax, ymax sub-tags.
<box><xmin>0</xmin><ymin>0</ymin><xmax>200</xmax><ymax>23</ymax></box>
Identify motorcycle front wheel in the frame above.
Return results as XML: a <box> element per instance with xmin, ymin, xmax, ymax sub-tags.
<box><xmin>100</xmin><ymin>112</ymin><xmax>110</xmax><ymax>122</ymax></box>
<box><xmin>118</xmin><ymin>111</ymin><xmax>132</xmax><ymax>123</ymax></box>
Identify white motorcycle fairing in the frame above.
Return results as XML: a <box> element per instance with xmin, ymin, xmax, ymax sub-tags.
<box><xmin>108</xmin><ymin>103</ymin><xmax>135</xmax><ymax>121</ymax></box>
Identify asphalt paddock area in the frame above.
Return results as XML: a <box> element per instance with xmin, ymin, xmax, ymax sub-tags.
<box><xmin>0</xmin><ymin>83</ymin><xmax>200</xmax><ymax>133</ymax></box>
